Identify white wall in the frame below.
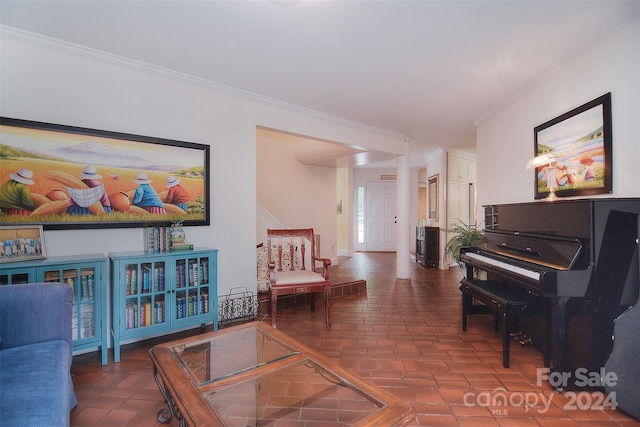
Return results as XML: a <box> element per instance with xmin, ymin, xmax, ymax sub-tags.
<box><xmin>336</xmin><ymin>165</ymin><xmax>352</xmax><ymax>257</ymax></box>
<box><xmin>256</xmin><ymin>129</ymin><xmax>337</xmax><ymax>262</ymax></box>
<box><xmin>426</xmin><ymin>149</ymin><xmax>446</xmax><ymax>268</ymax></box>
<box><xmin>476</xmin><ymin>13</ymin><xmax>640</xmax><ymax>211</ymax></box>
<box><xmin>0</xmin><ymin>29</ymin><xmax>406</xmax><ymax>297</ymax></box>
<box><xmin>426</xmin><ymin>149</ymin><xmax>446</xmax><ymax>228</ymax></box>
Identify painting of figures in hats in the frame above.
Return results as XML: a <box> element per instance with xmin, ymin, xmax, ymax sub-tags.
<box><xmin>0</xmin><ymin>225</ymin><xmax>46</xmax><ymax>263</ymax></box>
<box><xmin>0</xmin><ymin>118</ymin><xmax>209</xmax><ymax>229</ymax></box>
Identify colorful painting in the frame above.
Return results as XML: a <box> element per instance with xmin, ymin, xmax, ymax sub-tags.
<box><xmin>533</xmin><ymin>93</ymin><xmax>612</xmax><ymax>200</ymax></box>
<box><xmin>0</xmin><ymin>225</ymin><xmax>46</xmax><ymax>263</ymax></box>
<box><xmin>0</xmin><ymin>117</ymin><xmax>210</xmax><ymax>229</ymax></box>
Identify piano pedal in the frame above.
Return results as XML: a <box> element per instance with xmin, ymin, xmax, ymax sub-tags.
<box><xmin>516</xmin><ymin>336</ymin><xmax>532</xmax><ymax>345</ymax></box>
<box><xmin>510</xmin><ymin>331</ymin><xmax>523</xmax><ymax>337</ymax></box>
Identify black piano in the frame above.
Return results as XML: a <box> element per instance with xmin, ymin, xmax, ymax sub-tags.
<box><xmin>460</xmin><ymin>198</ymin><xmax>640</xmax><ymax>389</ymax></box>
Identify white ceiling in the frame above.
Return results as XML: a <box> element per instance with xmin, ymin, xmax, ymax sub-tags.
<box><xmin>1</xmin><ymin>0</ymin><xmax>637</xmax><ymax>168</ymax></box>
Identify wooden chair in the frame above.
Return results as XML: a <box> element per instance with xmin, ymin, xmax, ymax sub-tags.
<box><xmin>266</xmin><ymin>228</ymin><xmax>331</xmax><ymax>329</ymax></box>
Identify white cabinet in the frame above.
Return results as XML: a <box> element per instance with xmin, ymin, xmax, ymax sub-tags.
<box><xmin>448</xmin><ymin>155</ymin><xmax>468</xmax><ymax>181</ymax></box>
<box><xmin>448</xmin><ymin>154</ymin><xmax>477</xmax><ymax>183</ymax></box>
<box><xmin>446</xmin><ymin>152</ymin><xmax>477</xmax><ymax>226</ymax></box>
<box><xmin>447</xmin><ymin>180</ymin><xmax>471</xmax><ymax>225</ymax></box>
<box><xmin>446</xmin><ymin>152</ymin><xmax>477</xmax><ymax>267</ymax></box>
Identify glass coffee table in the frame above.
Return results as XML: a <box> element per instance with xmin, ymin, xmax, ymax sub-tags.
<box><xmin>149</xmin><ymin>321</ymin><xmax>414</xmax><ymax>426</ymax></box>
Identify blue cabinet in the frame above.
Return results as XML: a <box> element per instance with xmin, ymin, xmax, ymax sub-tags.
<box><xmin>109</xmin><ymin>248</ymin><xmax>218</xmax><ymax>363</ymax></box>
<box><xmin>0</xmin><ymin>254</ymin><xmax>109</xmax><ymax>365</ymax></box>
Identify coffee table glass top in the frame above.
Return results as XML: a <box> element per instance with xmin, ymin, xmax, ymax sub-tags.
<box><xmin>169</xmin><ymin>325</ymin><xmax>298</xmax><ymax>386</ymax></box>
<box><xmin>204</xmin><ymin>358</ymin><xmax>387</xmax><ymax>426</ymax></box>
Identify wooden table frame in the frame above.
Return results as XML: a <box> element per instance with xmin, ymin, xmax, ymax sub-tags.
<box><xmin>149</xmin><ymin>321</ymin><xmax>414</xmax><ymax>426</ymax></box>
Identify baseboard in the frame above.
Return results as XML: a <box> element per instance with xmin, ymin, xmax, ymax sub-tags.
<box><xmin>257</xmin><ymin>280</ymin><xmax>367</xmax><ymax>315</ymax></box>
<box><xmin>330</xmin><ymin>280</ymin><xmax>367</xmax><ymax>298</ymax></box>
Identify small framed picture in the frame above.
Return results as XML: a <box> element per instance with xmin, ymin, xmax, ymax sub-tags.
<box><xmin>0</xmin><ymin>225</ymin><xmax>46</xmax><ymax>263</ymax></box>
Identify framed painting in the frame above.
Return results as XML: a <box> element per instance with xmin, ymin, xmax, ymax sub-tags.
<box><xmin>0</xmin><ymin>117</ymin><xmax>210</xmax><ymax>229</ymax></box>
<box><xmin>0</xmin><ymin>225</ymin><xmax>46</xmax><ymax>263</ymax></box>
<box><xmin>533</xmin><ymin>92</ymin><xmax>612</xmax><ymax>200</ymax></box>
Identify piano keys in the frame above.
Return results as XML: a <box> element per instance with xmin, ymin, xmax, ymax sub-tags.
<box><xmin>462</xmin><ymin>251</ymin><xmax>541</xmax><ymax>281</ymax></box>
<box><xmin>459</xmin><ymin>198</ymin><xmax>640</xmax><ymax>389</ymax></box>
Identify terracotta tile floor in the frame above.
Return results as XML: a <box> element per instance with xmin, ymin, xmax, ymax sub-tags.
<box><xmin>70</xmin><ymin>252</ymin><xmax>639</xmax><ymax>426</ymax></box>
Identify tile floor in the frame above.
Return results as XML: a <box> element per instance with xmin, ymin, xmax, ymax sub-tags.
<box><xmin>70</xmin><ymin>252</ymin><xmax>639</xmax><ymax>426</ymax></box>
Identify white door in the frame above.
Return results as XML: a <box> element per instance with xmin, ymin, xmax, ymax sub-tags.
<box><xmin>365</xmin><ymin>181</ymin><xmax>396</xmax><ymax>251</ymax></box>
<box><xmin>447</xmin><ymin>180</ymin><xmax>474</xmax><ymax>227</ymax></box>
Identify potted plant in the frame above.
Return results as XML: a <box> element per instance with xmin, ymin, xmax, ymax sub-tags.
<box><xmin>444</xmin><ymin>219</ymin><xmax>483</xmax><ymax>271</ymax></box>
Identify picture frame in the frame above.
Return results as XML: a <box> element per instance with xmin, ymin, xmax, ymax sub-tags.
<box><xmin>0</xmin><ymin>225</ymin><xmax>46</xmax><ymax>263</ymax></box>
<box><xmin>0</xmin><ymin>117</ymin><xmax>210</xmax><ymax>229</ymax></box>
<box><xmin>428</xmin><ymin>174</ymin><xmax>438</xmax><ymax>221</ymax></box>
<box><xmin>533</xmin><ymin>92</ymin><xmax>612</xmax><ymax>200</ymax></box>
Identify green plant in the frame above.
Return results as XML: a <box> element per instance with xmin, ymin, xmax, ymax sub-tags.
<box><xmin>444</xmin><ymin>219</ymin><xmax>483</xmax><ymax>268</ymax></box>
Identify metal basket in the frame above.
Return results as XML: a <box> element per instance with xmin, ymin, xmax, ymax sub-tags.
<box><xmin>217</xmin><ymin>286</ymin><xmax>259</xmax><ymax>328</ymax></box>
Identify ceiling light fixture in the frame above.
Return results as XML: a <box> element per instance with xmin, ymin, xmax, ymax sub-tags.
<box><xmin>268</xmin><ymin>0</ymin><xmax>303</xmax><ymax>8</ymax></box>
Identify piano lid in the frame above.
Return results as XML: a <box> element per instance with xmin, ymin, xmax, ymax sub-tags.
<box><xmin>477</xmin><ymin>230</ymin><xmax>583</xmax><ymax>271</ymax></box>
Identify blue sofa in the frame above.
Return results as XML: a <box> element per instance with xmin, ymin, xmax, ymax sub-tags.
<box><xmin>0</xmin><ymin>283</ymin><xmax>78</xmax><ymax>426</ymax></box>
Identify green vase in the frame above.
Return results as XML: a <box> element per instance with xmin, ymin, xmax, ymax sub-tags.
<box><xmin>170</xmin><ymin>223</ymin><xmax>185</xmax><ymax>244</ymax></box>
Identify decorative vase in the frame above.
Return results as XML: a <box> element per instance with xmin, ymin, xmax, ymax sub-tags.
<box><xmin>170</xmin><ymin>222</ymin><xmax>185</xmax><ymax>244</ymax></box>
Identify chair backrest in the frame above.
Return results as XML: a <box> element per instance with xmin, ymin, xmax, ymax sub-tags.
<box><xmin>266</xmin><ymin>228</ymin><xmax>317</xmax><ymax>273</ymax></box>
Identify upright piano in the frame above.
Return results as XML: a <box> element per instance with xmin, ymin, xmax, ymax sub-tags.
<box><xmin>460</xmin><ymin>198</ymin><xmax>640</xmax><ymax>388</ymax></box>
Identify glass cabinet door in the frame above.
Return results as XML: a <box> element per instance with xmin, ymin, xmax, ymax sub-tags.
<box><xmin>124</xmin><ymin>260</ymin><xmax>167</xmax><ymax>330</ymax></box>
<box><xmin>0</xmin><ymin>269</ymin><xmax>32</xmax><ymax>285</ymax></box>
<box><xmin>43</xmin><ymin>266</ymin><xmax>98</xmax><ymax>341</ymax></box>
<box><xmin>1</xmin><ymin>254</ymin><xmax>107</xmax><ymax>365</ymax></box>
<box><xmin>173</xmin><ymin>255</ymin><xmax>210</xmax><ymax>322</ymax></box>
<box><xmin>78</xmin><ymin>267</ymin><xmax>97</xmax><ymax>340</ymax></box>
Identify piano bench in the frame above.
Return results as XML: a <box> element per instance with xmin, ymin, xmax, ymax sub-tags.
<box><xmin>460</xmin><ymin>279</ymin><xmax>546</xmax><ymax>368</ymax></box>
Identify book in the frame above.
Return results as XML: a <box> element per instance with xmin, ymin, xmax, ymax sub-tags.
<box><xmin>177</xmin><ymin>263</ymin><xmax>185</xmax><ymax>288</ymax></box>
<box><xmin>87</xmin><ymin>275</ymin><xmax>94</xmax><ymax>299</ymax></box>
<box><xmin>141</xmin><ymin>301</ymin><xmax>151</xmax><ymax>326</ymax></box>
<box><xmin>200</xmin><ymin>259</ymin><xmax>208</xmax><ymax>283</ymax></box>
<box><xmin>158</xmin><ymin>267</ymin><xmax>165</xmax><ymax>291</ymax></box>
<box><xmin>201</xmin><ymin>292</ymin><xmax>209</xmax><ymax>314</ymax></box>
<box><xmin>159</xmin><ymin>227</ymin><xmax>166</xmax><ymax>253</ymax></box>
<box><xmin>170</xmin><ymin>243</ymin><xmax>194</xmax><ymax>252</ymax></box>
<box><xmin>125</xmin><ymin>269</ymin><xmax>132</xmax><ymax>296</ymax></box>
<box><xmin>142</xmin><ymin>268</ymin><xmax>150</xmax><ymax>293</ymax></box>
<box><xmin>143</xmin><ymin>227</ymin><xmax>154</xmax><ymax>253</ymax></box>
<box><xmin>153</xmin><ymin>227</ymin><xmax>160</xmax><ymax>253</ymax></box>
<box><xmin>126</xmin><ymin>302</ymin><xmax>134</xmax><ymax>329</ymax></box>
<box><xmin>154</xmin><ymin>300</ymin><xmax>165</xmax><ymax>324</ymax></box>
<box><xmin>143</xmin><ymin>226</ymin><xmax>172</xmax><ymax>253</ymax></box>
<box><xmin>140</xmin><ymin>301</ymin><xmax>146</xmax><ymax>327</ymax></box>
<box><xmin>188</xmin><ymin>262</ymin><xmax>198</xmax><ymax>287</ymax></box>
<box><xmin>129</xmin><ymin>268</ymin><xmax>138</xmax><ymax>295</ymax></box>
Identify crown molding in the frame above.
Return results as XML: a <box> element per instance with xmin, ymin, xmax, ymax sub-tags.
<box><xmin>472</xmin><ymin>1</ymin><xmax>640</xmax><ymax>129</ymax></box>
<box><xmin>446</xmin><ymin>147</ymin><xmax>476</xmax><ymax>160</ymax></box>
<box><xmin>1</xmin><ymin>25</ymin><xmax>407</xmax><ymax>141</ymax></box>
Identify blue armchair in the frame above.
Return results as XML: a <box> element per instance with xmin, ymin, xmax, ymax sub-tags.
<box><xmin>0</xmin><ymin>283</ymin><xmax>77</xmax><ymax>426</ymax></box>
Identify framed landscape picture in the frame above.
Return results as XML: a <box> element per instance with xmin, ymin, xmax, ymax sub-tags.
<box><xmin>0</xmin><ymin>117</ymin><xmax>210</xmax><ymax>230</ymax></box>
<box><xmin>533</xmin><ymin>92</ymin><xmax>612</xmax><ymax>200</ymax></box>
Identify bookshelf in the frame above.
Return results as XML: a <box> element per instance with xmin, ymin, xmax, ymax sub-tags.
<box><xmin>0</xmin><ymin>254</ymin><xmax>108</xmax><ymax>365</ymax></box>
<box><xmin>109</xmin><ymin>248</ymin><xmax>218</xmax><ymax>362</ymax></box>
